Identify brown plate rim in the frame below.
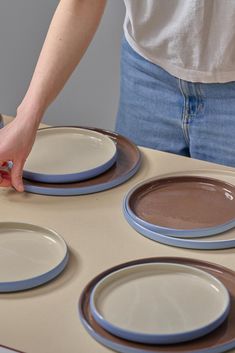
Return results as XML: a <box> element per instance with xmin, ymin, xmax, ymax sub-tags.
<box><xmin>79</xmin><ymin>256</ymin><xmax>235</xmax><ymax>353</ymax></box>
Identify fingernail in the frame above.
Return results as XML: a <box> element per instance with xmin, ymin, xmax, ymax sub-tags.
<box><xmin>13</xmin><ymin>183</ymin><xmax>24</xmax><ymax>192</ymax></box>
<box><xmin>18</xmin><ymin>185</ymin><xmax>24</xmax><ymax>192</ymax></box>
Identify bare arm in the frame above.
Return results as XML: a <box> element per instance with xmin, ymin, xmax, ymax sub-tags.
<box><xmin>0</xmin><ymin>0</ymin><xmax>107</xmax><ymax>191</ymax></box>
<box><xmin>19</xmin><ymin>0</ymin><xmax>107</xmax><ymax>122</ymax></box>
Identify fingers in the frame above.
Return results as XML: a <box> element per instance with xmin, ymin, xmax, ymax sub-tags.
<box><xmin>0</xmin><ymin>161</ymin><xmax>8</xmax><ymax>167</ymax></box>
<box><xmin>0</xmin><ymin>164</ymin><xmax>24</xmax><ymax>192</ymax></box>
<box><xmin>11</xmin><ymin>161</ymin><xmax>24</xmax><ymax>192</ymax></box>
<box><xmin>0</xmin><ymin>170</ymin><xmax>11</xmax><ymax>187</ymax></box>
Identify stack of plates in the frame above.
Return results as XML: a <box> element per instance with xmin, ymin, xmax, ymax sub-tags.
<box><xmin>22</xmin><ymin>127</ymin><xmax>141</xmax><ymax>196</ymax></box>
<box><xmin>123</xmin><ymin>175</ymin><xmax>235</xmax><ymax>250</ymax></box>
<box><xmin>0</xmin><ymin>222</ymin><xmax>69</xmax><ymax>292</ymax></box>
<box><xmin>79</xmin><ymin>257</ymin><xmax>235</xmax><ymax>353</ymax></box>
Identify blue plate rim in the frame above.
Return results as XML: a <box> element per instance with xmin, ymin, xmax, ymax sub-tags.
<box><xmin>78</xmin><ymin>256</ymin><xmax>235</xmax><ymax>353</ymax></box>
<box><xmin>123</xmin><ymin>203</ymin><xmax>235</xmax><ymax>250</ymax></box>
<box><xmin>89</xmin><ymin>263</ymin><xmax>230</xmax><ymax>344</ymax></box>
<box><xmin>79</xmin><ymin>317</ymin><xmax>235</xmax><ymax>353</ymax></box>
<box><xmin>23</xmin><ymin>126</ymin><xmax>118</xmax><ymax>183</ymax></box>
<box><xmin>0</xmin><ymin>222</ymin><xmax>69</xmax><ymax>292</ymax></box>
<box><xmin>23</xmin><ymin>153</ymin><xmax>117</xmax><ymax>183</ymax></box>
<box><xmin>124</xmin><ymin>175</ymin><xmax>235</xmax><ymax>238</ymax></box>
<box><xmin>23</xmin><ymin>128</ymin><xmax>142</xmax><ymax>196</ymax></box>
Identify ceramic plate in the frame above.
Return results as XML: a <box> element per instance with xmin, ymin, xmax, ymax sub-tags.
<box><xmin>0</xmin><ymin>345</ymin><xmax>24</xmax><ymax>353</ymax></box>
<box><xmin>125</xmin><ymin>176</ymin><xmax>235</xmax><ymax>238</ymax></box>
<box><xmin>123</xmin><ymin>202</ymin><xmax>235</xmax><ymax>250</ymax></box>
<box><xmin>89</xmin><ymin>263</ymin><xmax>230</xmax><ymax>344</ymax></box>
<box><xmin>79</xmin><ymin>257</ymin><xmax>235</xmax><ymax>353</ymax></box>
<box><xmin>23</xmin><ymin>127</ymin><xmax>117</xmax><ymax>183</ymax></box>
<box><xmin>0</xmin><ymin>222</ymin><xmax>68</xmax><ymax>292</ymax></box>
<box><xmin>23</xmin><ymin>127</ymin><xmax>141</xmax><ymax>196</ymax></box>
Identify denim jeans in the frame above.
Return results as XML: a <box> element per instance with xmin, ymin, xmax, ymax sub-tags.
<box><xmin>116</xmin><ymin>37</ymin><xmax>235</xmax><ymax>168</ymax></box>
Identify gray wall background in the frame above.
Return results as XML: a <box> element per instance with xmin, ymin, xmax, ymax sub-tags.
<box><xmin>0</xmin><ymin>0</ymin><xmax>125</xmax><ymax>129</ymax></box>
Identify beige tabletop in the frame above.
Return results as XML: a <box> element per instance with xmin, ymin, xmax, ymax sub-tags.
<box><xmin>0</xmin><ymin>116</ymin><xmax>235</xmax><ymax>353</ymax></box>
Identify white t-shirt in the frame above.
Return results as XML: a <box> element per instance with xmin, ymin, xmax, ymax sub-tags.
<box><xmin>123</xmin><ymin>0</ymin><xmax>235</xmax><ymax>83</ymax></box>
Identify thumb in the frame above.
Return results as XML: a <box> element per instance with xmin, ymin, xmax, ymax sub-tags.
<box><xmin>11</xmin><ymin>161</ymin><xmax>24</xmax><ymax>192</ymax></box>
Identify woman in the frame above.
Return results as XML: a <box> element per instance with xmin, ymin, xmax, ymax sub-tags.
<box><xmin>1</xmin><ymin>0</ymin><xmax>235</xmax><ymax>191</ymax></box>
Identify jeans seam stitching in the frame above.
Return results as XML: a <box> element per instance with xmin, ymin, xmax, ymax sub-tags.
<box><xmin>178</xmin><ymin>79</ymin><xmax>190</xmax><ymax>144</ymax></box>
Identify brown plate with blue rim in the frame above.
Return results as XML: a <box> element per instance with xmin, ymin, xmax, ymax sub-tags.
<box><xmin>125</xmin><ymin>176</ymin><xmax>235</xmax><ymax>238</ymax></box>
<box><xmin>23</xmin><ymin>127</ymin><xmax>141</xmax><ymax>196</ymax></box>
<box><xmin>79</xmin><ymin>257</ymin><xmax>235</xmax><ymax>353</ymax></box>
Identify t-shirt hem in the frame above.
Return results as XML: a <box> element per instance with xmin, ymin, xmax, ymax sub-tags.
<box><xmin>124</xmin><ymin>31</ymin><xmax>235</xmax><ymax>84</ymax></box>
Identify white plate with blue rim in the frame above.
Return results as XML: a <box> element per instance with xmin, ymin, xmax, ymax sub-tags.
<box><xmin>23</xmin><ymin>127</ymin><xmax>117</xmax><ymax>183</ymax></box>
<box><xmin>89</xmin><ymin>262</ymin><xmax>230</xmax><ymax>344</ymax></box>
<box><xmin>23</xmin><ymin>128</ymin><xmax>141</xmax><ymax>196</ymax></box>
<box><xmin>0</xmin><ymin>222</ymin><xmax>69</xmax><ymax>292</ymax></box>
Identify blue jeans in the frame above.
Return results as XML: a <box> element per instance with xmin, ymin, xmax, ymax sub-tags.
<box><xmin>116</xmin><ymin>37</ymin><xmax>235</xmax><ymax>168</ymax></box>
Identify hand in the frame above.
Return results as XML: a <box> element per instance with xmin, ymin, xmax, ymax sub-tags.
<box><xmin>0</xmin><ymin>162</ymin><xmax>11</xmax><ymax>187</ymax></box>
<box><xmin>0</xmin><ymin>116</ymin><xmax>38</xmax><ymax>192</ymax></box>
